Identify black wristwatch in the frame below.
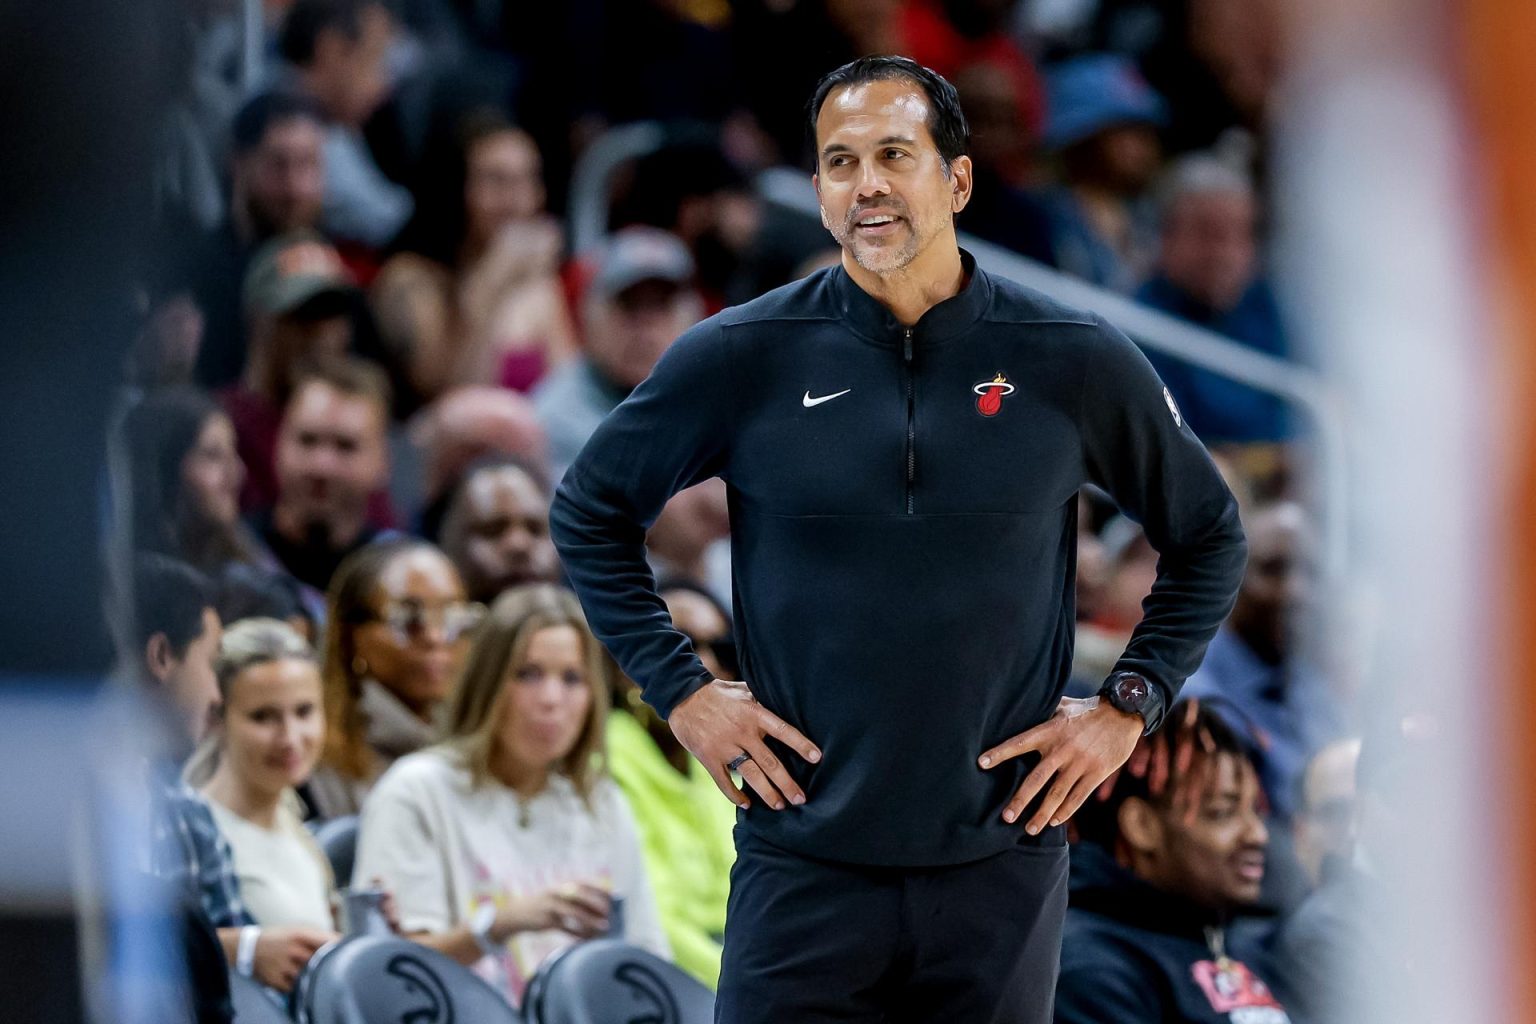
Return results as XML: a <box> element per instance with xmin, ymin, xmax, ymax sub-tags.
<box><xmin>1099</xmin><ymin>671</ymin><xmax>1164</xmax><ymax>735</ymax></box>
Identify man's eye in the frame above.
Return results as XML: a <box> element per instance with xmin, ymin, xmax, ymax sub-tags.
<box><xmin>885</xmin><ymin>149</ymin><xmax>905</xmax><ymax>160</ymax></box>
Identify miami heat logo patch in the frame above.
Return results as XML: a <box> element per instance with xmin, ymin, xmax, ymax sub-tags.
<box><xmin>972</xmin><ymin>372</ymin><xmax>1015</xmax><ymax>417</ymax></box>
<box><xmin>1190</xmin><ymin>959</ymin><xmax>1290</xmax><ymax>1022</ymax></box>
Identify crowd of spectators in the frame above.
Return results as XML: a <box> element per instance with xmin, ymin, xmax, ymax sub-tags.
<box><xmin>124</xmin><ymin>0</ymin><xmax>1356</xmax><ymax>1020</ymax></box>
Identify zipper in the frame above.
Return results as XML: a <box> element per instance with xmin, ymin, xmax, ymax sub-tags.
<box><xmin>903</xmin><ymin>327</ymin><xmax>915</xmax><ymax>514</ymax></box>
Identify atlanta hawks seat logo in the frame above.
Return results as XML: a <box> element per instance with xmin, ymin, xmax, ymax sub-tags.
<box><xmin>973</xmin><ymin>372</ymin><xmax>1015</xmax><ymax>417</ymax></box>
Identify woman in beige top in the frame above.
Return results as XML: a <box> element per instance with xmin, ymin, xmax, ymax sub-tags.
<box><xmin>307</xmin><ymin>539</ymin><xmax>480</xmax><ymax>819</ymax></box>
<box><xmin>354</xmin><ymin>584</ymin><xmax>668</xmax><ymax>1007</ymax></box>
<box><xmin>196</xmin><ymin>619</ymin><xmax>339</xmax><ymax>940</ymax></box>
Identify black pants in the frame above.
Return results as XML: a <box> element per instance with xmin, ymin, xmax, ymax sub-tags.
<box><xmin>715</xmin><ymin>826</ymin><xmax>1069</xmax><ymax>1024</ymax></box>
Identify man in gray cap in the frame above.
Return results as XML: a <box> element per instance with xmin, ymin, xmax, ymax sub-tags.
<box><xmin>220</xmin><ymin>230</ymin><xmax>359</xmax><ymax>509</ymax></box>
<box><xmin>532</xmin><ymin>226</ymin><xmax>703</xmax><ymax>479</ymax></box>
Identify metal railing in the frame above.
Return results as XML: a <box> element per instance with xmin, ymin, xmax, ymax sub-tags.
<box><xmin>570</xmin><ymin>130</ymin><xmax>1349</xmax><ymax>575</ymax></box>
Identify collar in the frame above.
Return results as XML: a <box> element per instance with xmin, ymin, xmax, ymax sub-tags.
<box><xmin>361</xmin><ymin>679</ymin><xmax>438</xmax><ymax>758</ymax></box>
<box><xmin>1070</xmin><ymin>843</ymin><xmax>1228</xmax><ymax>938</ymax></box>
<box><xmin>831</xmin><ymin>247</ymin><xmax>992</xmax><ymax>347</ymax></box>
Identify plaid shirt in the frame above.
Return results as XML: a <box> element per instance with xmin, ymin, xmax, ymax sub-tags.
<box><xmin>150</xmin><ymin>762</ymin><xmax>254</xmax><ymax>930</ymax></box>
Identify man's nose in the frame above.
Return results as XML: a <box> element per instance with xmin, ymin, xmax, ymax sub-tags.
<box><xmin>1244</xmin><ymin>808</ymin><xmax>1270</xmax><ymax>847</ymax></box>
<box><xmin>854</xmin><ymin>163</ymin><xmax>891</xmax><ymax>201</ymax></box>
<box><xmin>501</xmin><ymin>526</ymin><xmax>533</xmax><ymax>559</ymax></box>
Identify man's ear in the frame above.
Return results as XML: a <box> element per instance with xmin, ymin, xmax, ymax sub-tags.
<box><xmin>948</xmin><ymin>155</ymin><xmax>974</xmax><ymax>215</ymax></box>
<box><xmin>1119</xmin><ymin>796</ymin><xmax>1164</xmax><ymax>856</ymax></box>
<box><xmin>144</xmin><ymin>632</ymin><xmax>176</xmax><ymax>684</ymax></box>
<box><xmin>813</xmin><ymin>173</ymin><xmax>831</xmax><ymax>231</ymax></box>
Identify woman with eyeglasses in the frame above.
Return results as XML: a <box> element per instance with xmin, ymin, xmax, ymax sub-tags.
<box><xmin>353</xmin><ymin>583</ymin><xmax>669</xmax><ymax>1008</ymax></box>
<box><xmin>307</xmin><ymin>539</ymin><xmax>480</xmax><ymax>819</ymax></box>
<box><xmin>603</xmin><ymin>579</ymin><xmax>738</xmax><ymax>988</ymax></box>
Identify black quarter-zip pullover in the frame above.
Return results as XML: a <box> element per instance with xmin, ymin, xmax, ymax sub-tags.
<box><xmin>551</xmin><ymin>251</ymin><xmax>1247</xmax><ymax>867</ymax></box>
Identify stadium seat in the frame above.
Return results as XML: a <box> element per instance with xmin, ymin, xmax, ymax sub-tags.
<box><xmin>522</xmin><ymin>939</ymin><xmax>714</xmax><ymax>1024</ymax></box>
<box><xmin>292</xmin><ymin>934</ymin><xmax>523</xmax><ymax>1024</ymax></box>
<box><xmin>228</xmin><ymin>969</ymin><xmax>293</xmax><ymax>1024</ymax></box>
<box><xmin>311</xmin><ymin>815</ymin><xmax>359</xmax><ymax>886</ymax></box>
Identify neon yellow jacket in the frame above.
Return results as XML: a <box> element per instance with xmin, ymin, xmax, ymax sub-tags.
<box><xmin>605</xmin><ymin>709</ymin><xmax>737</xmax><ymax>988</ymax></box>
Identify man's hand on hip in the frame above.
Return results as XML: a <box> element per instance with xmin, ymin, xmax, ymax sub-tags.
<box><xmin>978</xmin><ymin>696</ymin><xmax>1143</xmax><ymax>835</ymax></box>
<box><xmin>669</xmin><ymin>679</ymin><xmax>821</xmax><ymax>811</ymax></box>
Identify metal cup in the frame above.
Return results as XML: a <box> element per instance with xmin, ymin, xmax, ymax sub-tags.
<box><xmin>339</xmin><ymin>886</ymin><xmax>391</xmax><ymax>936</ymax></box>
<box><xmin>605</xmin><ymin>893</ymin><xmax>626</xmax><ymax>939</ymax></box>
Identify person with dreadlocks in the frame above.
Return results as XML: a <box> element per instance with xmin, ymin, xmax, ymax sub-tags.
<box><xmin>1055</xmin><ymin>699</ymin><xmax>1293</xmax><ymax>1024</ymax></box>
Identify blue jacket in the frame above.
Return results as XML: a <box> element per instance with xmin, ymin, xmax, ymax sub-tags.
<box><xmin>1139</xmin><ymin>275</ymin><xmax>1292</xmax><ymax>444</ymax></box>
<box><xmin>551</xmin><ymin>252</ymin><xmax>1247</xmax><ymax>866</ymax></box>
<box><xmin>1057</xmin><ymin>843</ymin><xmax>1292</xmax><ymax>1023</ymax></box>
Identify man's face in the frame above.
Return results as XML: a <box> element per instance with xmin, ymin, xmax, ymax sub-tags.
<box><xmin>1090</xmin><ymin>123</ymin><xmax>1162</xmax><ymax>194</ymax></box>
<box><xmin>451</xmin><ymin>466</ymin><xmax>558</xmax><ymax>601</ymax></box>
<box><xmin>1160</xmin><ymin>188</ymin><xmax>1258</xmax><ymax>311</ymax></box>
<box><xmin>311</xmin><ymin>4</ymin><xmax>394</xmax><ymax>127</ymax></box>
<box><xmin>648</xmin><ymin>478</ymin><xmax>730</xmax><ymax>564</ymax></box>
<box><xmin>585</xmin><ymin>280</ymin><xmax>702</xmax><ymax>392</ymax></box>
<box><xmin>234</xmin><ymin>117</ymin><xmax>325</xmax><ymax>237</ymax></box>
<box><xmin>157</xmin><ymin>608</ymin><xmax>224</xmax><ymax>744</ymax></box>
<box><xmin>1141</xmin><ymin>753</ymin><xmax>1270</xmax><ymax>910</ymax></box>
<box><xmin>813</xmin><ymin>79</ymin><xmax>971</xmax><ymax>275</ymax></box>
<box><xmin>1231</xmin><ymin>504</ymin><xmax>1314</xmax><ymax>663</ymax></box>
<box><xmin>1295</xmin><ymin>738</ymin><xmax>1361</xmax><ymax>884</ymax></box>
<box><xmin>274</xmin><ymin>381</ymin><xmax>388</xmax><ymax>529</ymax></box>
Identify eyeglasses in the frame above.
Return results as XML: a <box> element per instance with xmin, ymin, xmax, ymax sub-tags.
<box><xmin>361</xmin><ymin>600</ymin><xmax>485</xmax><ymax>645</ymax></box>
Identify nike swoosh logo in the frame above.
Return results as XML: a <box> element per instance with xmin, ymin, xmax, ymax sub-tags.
<box><xmin>803</xmin><ymin>389</ymin><xmax>852</xmax><ymax>408</ymax></box>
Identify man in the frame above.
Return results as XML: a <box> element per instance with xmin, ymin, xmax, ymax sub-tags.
<box><xmin>1056</xmin><ymin>700</ymin><xmax>1291</xmax><ymax>1023</ymax></box>
<box><xmin>646</xmin><ymin>479</ymin><xmax>732</xmax><ymax>611</ymax></box>
<box><xmin>132</xmin><ymin>555</ymin><xmax>333</xmax><ymax>1015</ymax></box>
<box><xmin>1183</xmin><ymin>501</ymin><xmax>1347</xmax><ymax>820</ymax></box>
<box><xmin>279</xmin><ymin>0</ymin><xmax>412</xmax><ymax>248</ymax></box>
<box><xmin>261</xmin><ymin>357</ymin><xmax>394</xmax><ymax>592</ymax></box>
<box><xmin>532</xmin><ymin>226</ymin><xmax>704</xmax><ymax>479</ymax></box>
<box><xmin>1036</xmin><ymin>53</ymin><xmax>1167</xmax><ymax>291</ymax></box>
<box><xmin>405</xmin><ymin>385</ymin><xmax>549</xmax><ymax>538</ymax></box>
<box><xmin>1140</xmin><ymin>152</ymin><xmax>1291</xmax><ymax>443</ymax></box>
<box><xmin>1292</xmin><ymin>737</ymin><xmax>1361</xmax><ymax>889</ymax></box>
<box><xmin>192</xmin><ymin>91</ymin><xmax>329</xmax><ymax>388</ymax></box>
<box><xmin>551</xmin><ymin>56</ymin><xmax>1246</xmax><ymax>1022</ymax></box>
<box><xmin>438</xmin><ymin>457</ymin><xmax>559</xmax><ymax>602</ymax></box>
<box><xmin>220</xmin><ymin>231</ymin><xmax>359</xmax><ymax>510</ymax></box>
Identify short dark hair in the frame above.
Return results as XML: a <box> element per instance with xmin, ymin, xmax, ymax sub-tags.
<box><xmin>214</xmin><ymin>563</ymin><xmax>310</xmax><ymax>629</ymax></box>
<box><xmin>808</xmin><ymin>56</ymin><xmax>970</xmax><ymax>169</ymax></box>
<box><xmin>231</xmin><ymin>91</ymin><xmax>325</xmax><ymax>154</ymax></box>
<box><xmin>132</xmin><ymin>553</ymin><xmax>214</xmax><ymax>658</ymax></box>
<box><xmin>279</xmin><ymin>0</ymin><xmax>372</xmax><ymax>67</ymax></box>
<box><xmin>1071</xmin><ymin>699</ymin><xmax>1258</xmax><ymax>849</ymax></box>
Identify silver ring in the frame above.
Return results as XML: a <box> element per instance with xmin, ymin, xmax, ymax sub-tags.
<box><xmin>727</xmin><ymin>752</ymin><xmax>752</xmax><ymax>772</ymax></box>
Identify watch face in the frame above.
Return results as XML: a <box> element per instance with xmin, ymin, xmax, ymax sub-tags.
<box><xmin>1114</xmin><ymin>674</ymin><xmax>1149</xmax><ymax>710</ymax></box>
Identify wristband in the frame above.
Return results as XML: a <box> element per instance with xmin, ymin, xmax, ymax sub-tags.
<box><xmin>471</xmin><ymin>902</ymin><xmax>501</xmax><ymax>959</ymax></box>
<box><xmin>236</xmin><ymin>925</ymin><xmax>261</xmax><ymax>977</ymax></box>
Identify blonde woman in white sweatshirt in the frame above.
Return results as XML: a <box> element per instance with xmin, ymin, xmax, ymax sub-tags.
<box><xmin>354</xmin><ymin>584</ymin><xmax>668</xmax><ymax>1007</ymax></box>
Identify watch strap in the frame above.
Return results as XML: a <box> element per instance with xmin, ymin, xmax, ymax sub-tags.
<box><xmin>1100</xmin><ymin>671</ymin><xmax>1166</xmax><ymax>735</ymax></box>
